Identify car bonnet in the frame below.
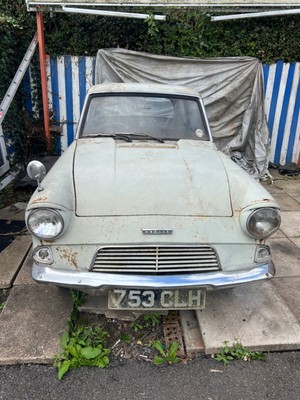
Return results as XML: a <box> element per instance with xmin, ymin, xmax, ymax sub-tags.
<box><xmin>73</xmin><ymin>138</ymin><xmax>232</xmax><ymax>217</ymax></box>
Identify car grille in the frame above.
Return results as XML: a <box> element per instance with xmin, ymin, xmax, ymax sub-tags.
<box><xmin>91</xmin><ymin>245</ymin><xmax>220</xmax><ymax>274</ymax></box>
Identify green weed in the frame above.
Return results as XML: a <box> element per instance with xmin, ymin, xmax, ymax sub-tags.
<box><xmin>130</xmin><ymin>313</ymin><xmax>161</xmax><ymax>332</ymax></box>
<box><xmin>142</xmin><ymin>313</ymin><xmax>161</xmax><ymax>328</ymax></box>
<box><xmin>120</xmin><ymin>333</ymin><xmax>131</xmax><ymax>344</ymax></box>
<box><xmin>214</xmin><ymin>339</ymin><xmax>266</xmax><ymax>366</ymax></box>
<box><xmin>53</xmin><ymin>325</ymin><xmax>110</xmax><ymax>380</ymax></box>
<box><xmin>53</xmin><ymin>290</ymin><xmax>110</xmax><ymax>379</ymax></box>
<box><xmin>130</xmin><ymin>321</ymin><xmax>144</xmax><ymax>332</ymax></box>
<box><xmin>152</xmin><ymin>340</ymin><xmax>180</xmax><ymax>365</ymax></box>
<box><xmin>0</xmin><ymin>289</ymin><xmax>9</xmax><ymax>313</ymax></box>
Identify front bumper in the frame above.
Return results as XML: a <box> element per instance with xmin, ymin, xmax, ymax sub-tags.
<box><xmin>32</xmin><ymin>260</ymin><xmax>275</xmax><ymax>291</ymax></box>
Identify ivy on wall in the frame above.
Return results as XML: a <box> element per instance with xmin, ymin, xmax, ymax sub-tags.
<box><xmin>42</xmin><ymin>7</ymin><xmax>300</xmax><ymax>63</ymax></box>
<box><xmin>0</xmin><ymin>1</ymin><xmax>300</xmax><ymax>164</ymax></box>
<box><xmin>0</xmin><ymin>0</ymin><xmax>45</xmax><ymax>165</ymax></box>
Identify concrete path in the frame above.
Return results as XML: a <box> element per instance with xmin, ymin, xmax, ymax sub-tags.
<box><xmin>0</xmin><ymin>173</ymin><xmax>299</xmax><ymax>363</ymax></box>
<box><xmin>197</xmin><ymin>282</ymin><xmax>300</xmax><ymax>354</ymax></box>
<box><xmin>0</xmin><ymin>285</ymin><xmax>72</xmax><ymax>364</ymax></box>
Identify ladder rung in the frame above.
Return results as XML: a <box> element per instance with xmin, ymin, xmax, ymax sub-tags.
<box><xmin>0</xmin><ymin>32</ymin><xmax>37</xmax><ymax>123</ymax></box>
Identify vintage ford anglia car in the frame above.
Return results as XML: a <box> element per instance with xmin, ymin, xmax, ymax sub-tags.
<box><xmin>26</xmin><ymin>83</ymin><xmax>280</xmax><ymax>311</ymax></box>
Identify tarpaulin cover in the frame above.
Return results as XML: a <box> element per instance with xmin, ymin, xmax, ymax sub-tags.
<box><xmin>95</xmin><ymin>48</ymin><xmax>270</xmax><ymax>174</ymax></box>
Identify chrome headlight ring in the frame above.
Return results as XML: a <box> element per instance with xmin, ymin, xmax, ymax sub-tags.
<box><xmin>244</xmin><ymin>207</ymin><xmax>281</xmax><ymax>239</ymax></box>
<box><xmin>27</xmin><ymin>208</ymin><xmax>64</xmax><ymax>240</ymax></box>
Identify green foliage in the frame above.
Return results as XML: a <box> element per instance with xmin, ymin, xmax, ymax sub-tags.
<box><xmin>2</xmin><ymin>3</ymin><xmax>287</xmax><ymax>65</ymax></box>
<box><xmin>53</xmin><ymin>289</ymin><xmax>110</xmax><ymax>379</ymax></box>
<box><xmin>152</xmin><ymin>340</ymin><xmax>180</xmax><ymax>365</ymax></box>
<box><xmin>0</xmin><ymin>289</ymin><xmax>9</xmax><ymax>313</ymax></box>
<box><xmin>0</xmin><ymin>183</ymin><xmax>32</xmax><ymax>209</ymax></box>
<box><xmin>130</xmin><ymin>313</ymin><xmax>161</xmax><ymax>332</ymax></box>
<box><xmin>130</xmin><ymin>321</ymin><xmax>144</xmax><ymax>332</ymax></box>
<box><xmin>68</xmin><ymin>290</ymin><xmax>86</xmax><ymax>332</ymax></box>
<box><xmin>0</xmin><ymin>0</ymin><xmax>44</xmax><ymax>166</ymax></box>
<box><xmin>53</xmin><ymin>325</ymin><xmax>110</xmax><ymax>380</ymax></box>
<box><xmin>142</xmin><ymin>313</ymin><xmax>161</xmax><ymax>328</ymax></box>
<box><xmin>214</xmin><ymin>339</ymin><xmax>267</xmax><ymax>366</ymax></box>
<box><xmin>120</xmin><ymin>333</ymin><xmax>131</xmax><ymax>344</ymax></box>
<box><xmin>0</xmin><ymin>302</ymin><xmax>6</xmax><ymax>312</ymax></box>
<box><xmin>41</xmin><ymin>8</ymin><xmax>300</xmax><ymax>63</ymax></box>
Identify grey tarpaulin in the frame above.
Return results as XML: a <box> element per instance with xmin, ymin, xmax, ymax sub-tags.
<box><xmin>95</xmin><ymin>48</ymin><xmax>270</xmax><ymax>175</ymax></box>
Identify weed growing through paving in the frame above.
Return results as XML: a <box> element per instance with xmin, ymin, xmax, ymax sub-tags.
<box><xmin>130</xmin><ymin>313</ymin><xmax>161</xmax><ymax>333</ymax></box>
<box><xmin>152</xmin><ymin>340</ymin><xmax>180</xmax><ymax>365</ymax></box>
<box><xmin>142</xmin><ymin>313</ymin><xmax>161</xmax><ymax>328</ymax></box>
<box><xmin>53</xmin><ymin>290</ymin><xmax>111</xmax><ymax>380</ymax></box>
<box><xmin>0</xmin><ymin>289</ymin><xmax>9</xmax><ymax>313</ymax></box>
<box><xmin>130</xmin><ymin>321</ymin><xmax>144</xmax><ymax>332</ymax></box>
<box><xmin>53</xmin><ymin>290</ymin><xmax>183</xmax><ymax>379</ymax></box>
<box><xmin>213</xmin><ymin>339</ymin><xmax>266</xmax><ymax>366</ymax></box>
<box><xmin>120</xmin><ymin>333</ymin><xmax>131</xmax><ymax>344</ymax></box>
<box><xmin>0</xmin><ymin>183</ymin><xmax>33</xmax><ymax>209</ymax></box>
<box><xmin>53</xmin><ymin>325</ymin><xmax>110</xmax><ymax>380</ymax></box>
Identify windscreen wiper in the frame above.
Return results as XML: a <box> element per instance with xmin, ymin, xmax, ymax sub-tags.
<box><xmin>126</xmin><ymin>133</ymin><xmax>164</xmax><ymax>143</ymax></box>
<box><xmin>82</xmin><ymin>133</ymin><xmax>132</xmax><ymax>142</ymax></box>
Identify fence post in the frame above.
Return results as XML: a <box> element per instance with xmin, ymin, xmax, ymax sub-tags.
<box><xmin>36</xmin><ymin>10</ymin><xmax>51</xmax><ymax>151</ymax></box>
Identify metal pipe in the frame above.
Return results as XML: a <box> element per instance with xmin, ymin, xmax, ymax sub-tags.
<box><xmin>36</xmin><ymin>11</ymin><xmax>51</xmax><ymax>151</ymax></box>
<box><xmin>62</xmin><ymin>6</ymin><xmax>166</xmax><ymax>20</ymax></box>
<box><xmin>212</xmin><ymin>8</ymin><xmax>300</xmax><ymax>21</ymax></box>
<box><xmin>24</xmin><ymin>1</ymin><xmax>300</xmax><ymax>7</ymax></box>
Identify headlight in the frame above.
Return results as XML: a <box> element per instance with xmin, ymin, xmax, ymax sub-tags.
<box><xmin>27</xmin><ymin>208</ymin><xmax>64</xmax><ymax>239</ymax></box>
<box><xmin>246</xmin><ymin>208</ymin><xmax>280</xmax><ymax>239</ymax></box>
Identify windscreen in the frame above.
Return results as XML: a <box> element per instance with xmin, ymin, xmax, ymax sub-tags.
<box><xmin>80</xmin><ymin>94</ymin><xmax>209</xmax><ymax>141</ymax></box>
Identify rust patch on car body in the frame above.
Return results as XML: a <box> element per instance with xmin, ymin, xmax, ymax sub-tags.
<box><xmin>32</xmin><ymin>196</ymin><xmax>48</xmax><ymax>204</ymax></box>
<box><xmin>58</xmin><ymin>248</ymin><xmax>79</xmax><ymax>269</ymax></box>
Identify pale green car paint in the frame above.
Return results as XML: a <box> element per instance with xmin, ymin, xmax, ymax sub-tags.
<box><xmin>26</xmin><ymin>83</ymin><xmax>280</xmax><ymax>299</ymax></box>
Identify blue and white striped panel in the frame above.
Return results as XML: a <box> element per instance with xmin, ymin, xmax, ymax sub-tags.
<box><xmin>45</xmin><ymin>56</ymin><xmax>95</xmax><ymax>152</ymax></box>
<box><xmin>263</xmin><ymin>62</ymin><xmax>300</xmax><ymax>165</ymax></box>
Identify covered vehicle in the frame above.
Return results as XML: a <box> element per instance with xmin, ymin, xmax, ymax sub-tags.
<box><xmin>26</xmin><ymin>83</ymin><xmax>280</xmax><ymax>311</ymax></box>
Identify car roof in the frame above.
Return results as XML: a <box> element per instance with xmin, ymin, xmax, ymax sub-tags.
<box><xmin>87</xmin><ymin>83</ymin><xmax>201</xmax><ymax>98</ymax></box>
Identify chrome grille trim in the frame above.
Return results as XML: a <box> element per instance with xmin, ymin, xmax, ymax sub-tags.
<box><xmin>91</xmin><ymin>245</ymin><xmax>220</xmax><ymax>274</ymax></box>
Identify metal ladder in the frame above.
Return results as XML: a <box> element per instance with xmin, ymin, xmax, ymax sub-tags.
<box><xmin>0</xmin><ymin>32</ymin><xmax>38</xmax><ymax>124</ymax></box>
<box><xmin>0</xmin><ymin>32</ymin><xmax>38</xmax><ymax>187</ymax></box>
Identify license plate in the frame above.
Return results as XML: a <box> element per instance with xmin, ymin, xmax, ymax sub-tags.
<box><xmin>108</xmin><ymin>288</ymin><xmax>206</xmax><ymax>310</ymax></box>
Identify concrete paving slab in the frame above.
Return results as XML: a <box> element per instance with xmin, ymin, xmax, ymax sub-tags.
<box><xmin>273</xmin><ymin>178</ymin><xmax>300</xmax><ymax>191</ymax></box>
<box><xmin>0</xmin><ymin>204</ymin><xmax>26</xmax><ymax>221</ymax></box>
<box><xmin>0</xmin><ymin>235</ymin><xmax>31</xmax><ymax>289</ymax></box>
<box><xmin>269</xmin><ymin>238</ymin><xmax>300</xmax><ymax>278</ymax></box>
<box><xmin>288</xmin><ymin>192</ymin><xmax>300</xmax><ymax>204</ymax></box>
<box><xmin>290</xmin><ymin>237</ymin><xmax>300</xmax><ymax>249</ymax></box>
<box><xmin>180</xmin><ymin>310</ymin><xmax>204</xmax><ymax>354</ymax></box>
<box><xmin>271</xmin><ymin>277</ymin><xmax>300</xmax><ymax>322</ymax></box>
<box><xmin>260</xmin><ymin>181</ymin><xmax>283</xmax><ymax>194</ymax></box>
<box><xmin>79</xmin><ymin>293</ymin><xmax>108</xmax><ymax>314</ymax></box>
<box><xmin>271</xmin><ymin>229</ymin><xmax>286</xmax><ymax>239</ymax></box>
<box><xmin>271</xmin><ymin>193</ymin><xmax>300</xmax><ymax>211</ymax></box>
<box><xmin>14</xmin><ymin>248</ymin><xmax>36</xmax><ymax>286</ymax></box>
<box><xmin>285</xmin><ymin>189</ymin><xmax>300</xmax><ymax>202</ymax></box>
<box><xmin>279</xmin><ymin>211</ymin><xmax>300</xmax><ymax>237</ymax></box>
<box><xmin>0</xmin><ymin>285</ymin><xmax>72</xmax><ymax>365</ymax></box>
<box><xmin>196</xmin><ymin>282</ymin><xmax>300</xmax><ymax>354</ymax></box>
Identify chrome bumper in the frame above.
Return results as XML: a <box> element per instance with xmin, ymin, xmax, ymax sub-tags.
<box><xmin>32</xmin><ymin>261</ymin><xmax>275</xmax><ymax>290</ymax></box>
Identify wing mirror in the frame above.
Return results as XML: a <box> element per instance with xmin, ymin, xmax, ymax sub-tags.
<box><xmin>27</xmin><ymin>161</ymin><xmax>46</xmax><ymax>192</ymax></box>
